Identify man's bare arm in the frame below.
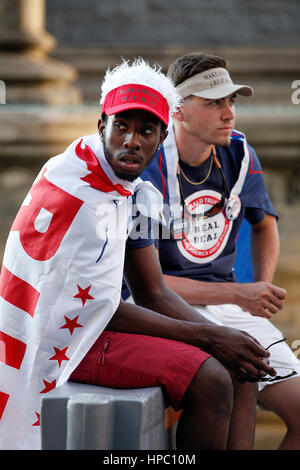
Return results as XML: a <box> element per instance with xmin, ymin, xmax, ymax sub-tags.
<box><xmin>123</xmin><ymin>243</ymin><xmax>211</xmax><ymax>323</ymax></box>
<box><xmin>162</xmin><ymin>215</ymin><xmax>286</xmax><ymax>319</ymax></box>
<box><xmin>108</xmin><ymin>243</ymin><xmax>276</xmax><ymax>381</ymax></box>
<box><xmin>107</xmin><ymin>296</ymin><xmax>274</xmax><ymax>382</ymax></box>
<box><xmin>163</xmin><ymin>275</ymin><xmax>286</xmax><ymax>319</ymax></box>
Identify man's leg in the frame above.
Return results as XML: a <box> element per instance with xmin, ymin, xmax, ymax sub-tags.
<box><xmin>197</xmin><ymin>304</ymin><xmax>300</xmax><ymax>449</ymax></box>
<box><xmin>176</xmin><ymin>357</ymin><xmax>233</xmax><ymax>450</ymax></box>
<box><xmin>226</xmin><ymin>375</ymin><xmax>258</xmax><ymax>450</ymax></box>
<box><xmin>176</xmin><ymin>359</ymin><xmax>258</xmax><ymax>450</ymax></box>
<box><xmin>258</xmin><ymin>377</ymin><xmax>300</xmax><ymax>450</ymax></box>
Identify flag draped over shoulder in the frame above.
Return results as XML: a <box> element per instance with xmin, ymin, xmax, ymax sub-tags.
<box><xmin>0</xmin><ymin>133</ymin><xmax>144</xmax><ymax>449</ymax></box>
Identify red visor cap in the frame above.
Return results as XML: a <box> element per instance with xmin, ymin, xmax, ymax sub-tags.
<box><xmin>101</xmin><ymin>84</ymin><xmax>169</xmax><ymax>127</ymax></box>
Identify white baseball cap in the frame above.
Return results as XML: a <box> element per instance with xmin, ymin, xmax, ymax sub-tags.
<box><xmin>176</xmin><ymin>67</ymin><xmax>253</xmax><ymax>100</ymax></box>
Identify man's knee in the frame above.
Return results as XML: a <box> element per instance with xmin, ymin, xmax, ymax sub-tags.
<box><xmin>185</xmin><ymin>357</ymin><xmax>234</xmax><ymax>415</ymax></box>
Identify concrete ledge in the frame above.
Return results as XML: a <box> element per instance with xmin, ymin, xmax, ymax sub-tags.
<box><xmin>40</xmin><ymin>382</ymin><xmax>178</xmax><ymax>450</ymax></box>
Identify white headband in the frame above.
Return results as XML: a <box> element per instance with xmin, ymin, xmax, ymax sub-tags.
<box><xmin>176</xmin><ymin>67</ymin><xmax>253</xmax><ymax>100</ymax></box>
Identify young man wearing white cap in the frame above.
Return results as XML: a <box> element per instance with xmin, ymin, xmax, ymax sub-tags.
<box><xmin>132</xmin><ymin>52</ymin><xmax>300</xmax><ymax>449</ymax></box>
<box><xmin>0</xmin><ymin>58</ymin><xmax>276</xmax><ymax>451</ymax></box>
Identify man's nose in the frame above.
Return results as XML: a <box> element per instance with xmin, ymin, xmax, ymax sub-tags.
<box><xmin>222</xmin><ymin>103</ymin><xmax>235</xmax><ymax>121</ymax></box>
<box><xmin>123</xmin><ymin>130</ymin><xmax>141</xmax><ymax>150</ymax></box>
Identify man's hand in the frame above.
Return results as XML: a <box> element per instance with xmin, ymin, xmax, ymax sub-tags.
<box><xmin>198</xmin><ymin>324</ymin><xmax>276</xmax><ymax>383</ymax></box>
<box><xmin>235</xmin><ymin>282</ymin><xmax>287</xmax><ymax>319</ymax></box>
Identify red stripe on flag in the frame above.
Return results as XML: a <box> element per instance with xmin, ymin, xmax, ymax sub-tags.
<box><xmin>75</xmin><ymin>140</ymin><xmax>132</xmax><ymax>196</ymax></box>
<box><xmin>0</xmin><ymin>331</ymin><xmax>27</xmax><ymax>370</ymax></box>
<box><xmin>0</xmin><ymin>265</ymin><xmax>40</xmax><ymax>317</ymax></box>
<box><xmin>0</xmin><ymin>391</ymin><xmax>9</xmax><ymax>420</ymax></box>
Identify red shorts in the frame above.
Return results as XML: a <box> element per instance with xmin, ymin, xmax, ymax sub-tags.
<box><xmin>70</xmin><ymin>330</ymin><xmax>211</xmax><ymax>410</ymax></box>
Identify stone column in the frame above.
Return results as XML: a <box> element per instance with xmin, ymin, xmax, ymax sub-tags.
<box><xmin>0</xmin><ymin>0</ymin><xmax>81</xmax><ymax>104</ymax></box>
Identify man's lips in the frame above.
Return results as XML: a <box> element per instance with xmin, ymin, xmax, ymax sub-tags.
<box><xmin>118</xmin><ymin>152</ymin><xmax>143</xmax><ymax>170</ymax></box>
<box><xmin>217</xmin><ymin>126</ymin><xmax>233</xmax><ymax>132</ymax></box>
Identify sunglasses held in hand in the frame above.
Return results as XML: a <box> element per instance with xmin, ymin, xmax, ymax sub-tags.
<box><xmin>258</xmin><ymin>338</ymin><xmax>297</xmax><ymax>383</ymax></box>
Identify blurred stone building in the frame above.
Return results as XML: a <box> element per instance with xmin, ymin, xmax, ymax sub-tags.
<box><xmin>0</xmin><ymin>0</ymin><xmax>300</xmax><ymax>449</ymax></box>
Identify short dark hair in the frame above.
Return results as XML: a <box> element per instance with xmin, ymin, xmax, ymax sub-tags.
<box><xmin>167</xmin><ymin>52</ymin><xmax>227</xmax><ymax>87</ymax></box>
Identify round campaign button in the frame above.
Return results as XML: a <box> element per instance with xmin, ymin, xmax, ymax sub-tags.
<box><xmin>225</xmin><ymin>195</ymin><xmax>241</xmax><ymax>220</ymax></box>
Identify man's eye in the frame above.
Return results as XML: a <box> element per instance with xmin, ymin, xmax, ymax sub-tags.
<box><xmin>144</xmin><ymin>127</ymin><xmax>155</xmax><ymax>135</ymax></box>
<box><xmin>115</xmin><ymin>122</ymin><xmax>126</xmax><ymax>130</ymax></box>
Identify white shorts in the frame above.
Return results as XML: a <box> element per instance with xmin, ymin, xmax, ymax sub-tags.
<box><xmin>126</xmin><ymin>296</ymin><xmax>300</xmax><ymax>392</ymax></box>
<box><xmin>195</xmin><ymin>303</ymin><xmax>300</xmax><ymax>392</ymax></box>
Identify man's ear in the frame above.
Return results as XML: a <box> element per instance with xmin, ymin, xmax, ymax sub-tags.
<box><xmin>98</xmin><ymin>118</ymin><xmax>105</xmax><ymax>140</ymax></box>
<box><xmin>159</xmin><ymin>129</ymin><xmax>168</xmax><ymax>148</ymax></box>
<box><xmin>172</xmin><ymin>106</ymin><xmax>185</xmax><ymax>122</ymax></box>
